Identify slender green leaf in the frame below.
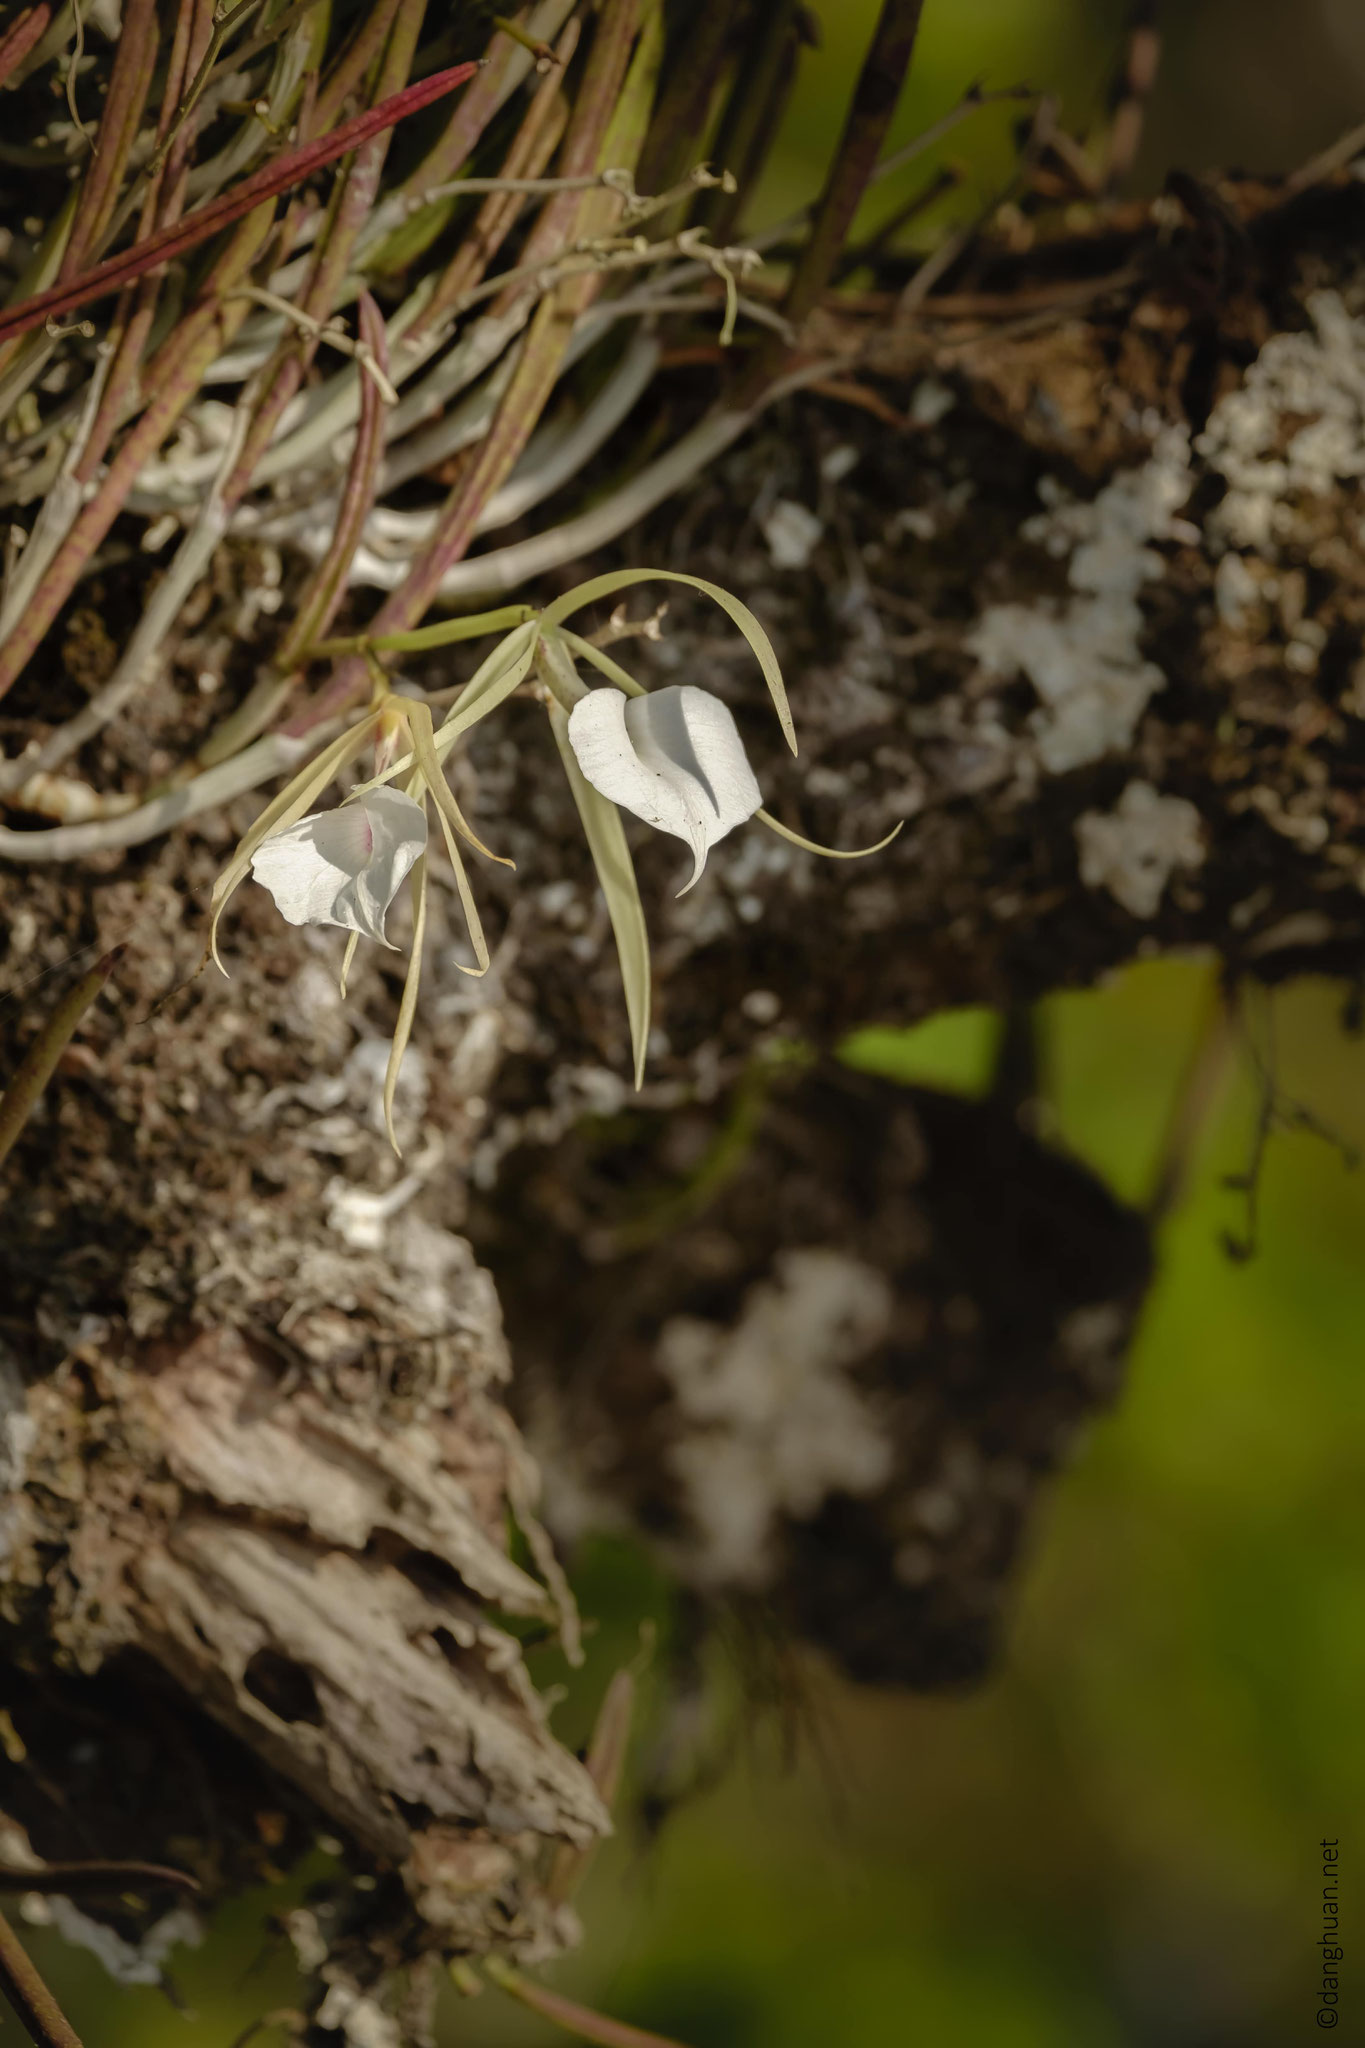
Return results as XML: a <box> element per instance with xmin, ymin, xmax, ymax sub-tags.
<box><xmin>307</xmin><ymin>602</ymin><xmax>537</xmax><ymax>662</ymax></box>
<box><xmin>406</xmin><ymin>698</ymin><xmax>514</xmax><ymax>868</ymax></box>
<box><xmin>347</xmin><ymin>626</ymin><xmax>540</xmax><ymax>801</ymax></box>
<box><xmin>536</xmin><ymin>628</ymin><xmax>590</xmax><ymax>712</ymax></box>
<box><xmin>548</xmin><ymin>698</ymin><xmax>652</xmax><ymax>1090</ymax></box>
<box><xmin>437</xmin><ymin>619</ymin><xmax>541</xmax><ymax>740</ymax></box>
<box><xmin>384</xmin><ymin>851</ymin><xmax>428</xmax><ymax>1157</ymax></box>
<box><xmin>546</xmin><ymin>1667</ymin><xmax>635</xmax><ymax>1905</ymax></box>
<box><xmin>541</xmin><ymin>571</ymin><xmax>796</xmax><ymax>753</ymax></box>
<box><xmin>0</xmin><ymin>949</ymin><xmax>121</xmax><ymax>1171</ymax></box>
<box><xmin>429</xmin><ymin>794</ymin><xmax>491</xmax><ymax>977</ymax></box>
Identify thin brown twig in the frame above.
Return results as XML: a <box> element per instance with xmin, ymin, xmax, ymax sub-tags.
<box><xmin>0</xmin><ymin>1904</ymin><xmax>84</xmax><ymax>2048</ymax></box>
<box><xmin>1282</xmin><ymin>115</ymin><xmax>1365</xmax><ymax>199</ymax></box>
<box><xmin>1145</xmin><ymin>973</ymin><xmax>1237</xmax><ymax>1224</ymax></box>
<box><xmin>868</xmin><ymin>81</ymin><xmax>1037</xmax><ymax>187</ymax></box>
<box><xmin>1102</xmin><ymin>3</ymin><xmax>1161</xmax><ymax>194</ymax></box>
<box><xmin>0</xmin><ymin>1862</ymin><xmax>199</xmax><ymax>1897</ymax></box>
<box><xmin>898</xmin><ymin>92</ymin><xmax>1061</xmax><ymax>316</ymax></box>
<box><xmin>484</xmin><ymin>1959</ymin><xmax>689</xmax><ymax>2048</ymax></box>
<box><xmin>0</xmin><ymin>7</ymin><xmax>53</xmax><ymax>92</ymax></box>
<box><xmin>780</xmin><ymin>0</ymin><xmax>927</xmax><ymax>335</ymax></box>
<box><xmin>143</xmin><ymin>0</ymin><xmax>270</xmax><ymax>184</ymax></box>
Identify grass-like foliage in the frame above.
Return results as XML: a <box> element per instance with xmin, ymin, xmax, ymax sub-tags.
<box><xmin>0</xmin><ymin>0</ymin><xmax>915</xmax><ymax>1139</ymax></box>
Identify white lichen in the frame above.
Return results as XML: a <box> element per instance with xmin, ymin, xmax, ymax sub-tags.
<box><xmin>324</xmin><ymin>1172</ymin><xmax>425</xmax><ymax>1252</ymax></box>
<box><xmin>17</xmin><ymin>1889</ymin><xmax>203</xmax><ymax>1989</ymax></box>
<box><xmin>314</xmin><ymin>1982</ymin><xmax>403</xmax><ymax>2048</ymax></box>
<box><xmin>909</xmin><ymin>376</ymin><xmax>957</xmax><ymax>426</ymax></box>
<box><xmin>760</xmin><ymin>498</ymin><xmax>824</xmax><ymax>570</ymax></box>
<box><xmin>1075</xmin><ymin>779</ymin><xmax>1206</xmax><ymax>918</ymax></box>
<box><xmin>1213</xmin><ymin>549</ymin><xmax>1262</xmax><ymax>628</ymax></box>
<box><xmin>658</xmin><ymin>1247</ymin><xmax>895</xmax><ymax>1588</ymax></box>
<box><xmin>1197</xmin><ymin>290</ymin><xmax>1365</xmax><ymax>550</ymax></box>
<box><xmin>0</xmin><ymin>1348</ymin><xmax>35</xmax><ymax>1572</ymax></box>
<box><xmin>968</xmin><ymin>429</ymin><xmax>1195</xmax><ymax>772</ymax></box>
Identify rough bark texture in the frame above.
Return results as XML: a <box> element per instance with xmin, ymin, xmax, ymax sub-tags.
<box><xmin>0</xmin><ymin>869</ymin><xmax>605</xmax><ymax>2018</ymax></box>
<box><xmin>4</xmin><ymin>162</ymin><xmax>1365</xmax><ymax>2021</ymax></box>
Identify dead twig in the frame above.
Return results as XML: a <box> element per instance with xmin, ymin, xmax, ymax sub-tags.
<box><xmin>0</xmin><ymin>1905</ymin><xmax>83</xmax><ymax>2048</ymax></box>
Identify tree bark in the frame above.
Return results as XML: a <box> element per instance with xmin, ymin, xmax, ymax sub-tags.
<box><xmin>3</xmin><ymin>104</ymin><xmax>1365</xmax><ymax>2034</ymax></box>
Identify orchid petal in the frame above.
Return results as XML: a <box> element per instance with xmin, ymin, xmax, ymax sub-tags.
<box><xmin>249</xmin><ymin>786</ymin><xmax>428</xmax><ymax>945</ymax></box>
<box><xmin>567</xmin><ymin>684</ymin><xmax>762</xmax><ymax>893</ymax></box>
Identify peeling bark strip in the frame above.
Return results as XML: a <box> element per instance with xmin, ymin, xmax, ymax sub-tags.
<box><xmin>3</xmin><ymin>1324</ymin><xmax>605</xmax><ymax>1943</ymax></box>
<box><xmin>0</xmin><ymin>864</ymin><xmax>611</xmax><ymax>1995</ymax></box>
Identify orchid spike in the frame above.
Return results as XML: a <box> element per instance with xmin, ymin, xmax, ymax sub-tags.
<box><xmin>249</xmin><ymin>787</ymin><xmax>428</xmax><ymax>945</ymax></box>
<box><xmin>567</xmin><ymin>684</ymin><xmax>762</xmax><ymax>893</ymax></box>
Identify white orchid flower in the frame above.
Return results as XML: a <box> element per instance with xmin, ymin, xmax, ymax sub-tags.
<box><xmin>567</xmin><ymin>683</ymin><xmax>762</xmax><ymax>893</ymax></box>
<box><xmin>209</xmin><ymin>571</ymin><xmax>900</xmax><ymax>1147</ymax></box>
<box><xmin>249</xmin><ymin>785</ymin><xmax>428</xmax><ymax>945</ymax></box>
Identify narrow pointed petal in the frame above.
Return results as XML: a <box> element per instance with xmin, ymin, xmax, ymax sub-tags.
<box><xmin>250</xmin><ymin>787</ymin><xmax>427</xmax><ymax>944</ymax></box>
<box><xmin>755</xmin><ymin>808</ymin><xmax>905</xmax><ymax>859</ymax></box>
<box><xmin>568</xmin><ymin>684</ymin><xmax>761</xmax><ymax>892</ymax></box>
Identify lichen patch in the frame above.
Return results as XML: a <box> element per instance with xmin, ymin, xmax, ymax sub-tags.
<box><xmin>967</xmin><ymin>430</ymin><xmax>1194</xmax><ymax>771</ymax></box>
<box><xmin>1075</xmin><ymin>781</ymin><xmax>1206</xmax><ymax>919</ymax></box>
<box><xmin>658</xmin><ymin>1247</ymin><xmax>895</xmax><ymax>1588</ymax></box>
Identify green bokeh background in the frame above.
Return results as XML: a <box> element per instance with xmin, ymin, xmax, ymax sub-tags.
<box><xmin>18</xmin><ymin>4</ymin><xmax>1365</xmax><ymax>2043</ymax></box>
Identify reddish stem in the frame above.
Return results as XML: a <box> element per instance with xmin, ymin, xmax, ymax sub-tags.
<box><xmin>0</xmin><ymin>61</ymin><xmax>480</xmax><ymax>348</ymax></box>
<box><xmin>275</xmin><ymin>288</ymin><xmax>390</xmax><ymax>666</ymax></box>
<box><xmin>489</xmin><ymin>1965</ymin><xmax>690</xmax><ymax>2048</ymax></box>
<box><xmin>73</xmin><ymin>0</ymin><xmax>207</xmax><ymax>484</ymax></box>
<box><xmin>0</xmin><ymin>211</ymin><xmax>273</xmax><ymax>702</ymax></box>
<box><xmin>59</xmin><ymin>0</ymin><xmax>162</xmax><ymax>280</ymax></box>
<box><xmin>293</xmin><ymin>0</ymin><xmax>643</xmax><ymax>730</ymax></box>
<box><xmin>221</xmin><ymin>0</ymin><xmax>426</xmax><ymax>505</ymax></box>
<box><xmin>308</xmin><ymin>0</ymin><xmax>405</xmax><ymax>137</ymax></box>
<box><xmin>0</xmin><ymin>6</ymin><xmax>50</xmax><ymax>92</ymax></box>
<box><xmin>410</xmin><ymin>14</ymin><xmax>579</xmax><ymax>344</ymax></box>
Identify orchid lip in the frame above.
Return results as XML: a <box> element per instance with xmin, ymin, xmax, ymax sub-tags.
<box><xmin>567</xmin><ymin>683</ymin><xmax>762</xmax><ymax>891</ymax></box>
<box><xmin>249</xmin><ymin>785</ymin><xmax>428</xmax><ymax>944</ymax></box>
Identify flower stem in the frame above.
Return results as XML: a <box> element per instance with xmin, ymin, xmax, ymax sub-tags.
<box><xmin>305</xmin><ymin>603</ymin><xmax>538</xmax><ymax>663</ymax></box>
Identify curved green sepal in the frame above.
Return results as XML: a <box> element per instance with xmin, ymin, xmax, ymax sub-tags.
<box><xmin>755</xmin><ymin>809</ymin><xmax>905</xmax><ymax>859</ymax></box>
<box><xmin>540</xmin><ymin>570</ymin><xmax>796</xmax><ymax>754</ymax></box>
